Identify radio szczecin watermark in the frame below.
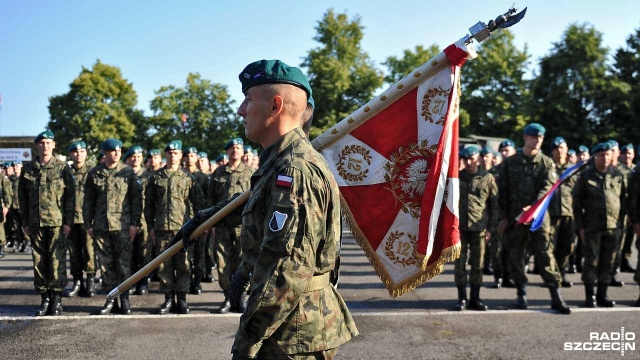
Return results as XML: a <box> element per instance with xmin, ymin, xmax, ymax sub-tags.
<box><xmin>564</xmin><ymin>327</ymin><xmax>636</xmax><ymax>356</ymax></box>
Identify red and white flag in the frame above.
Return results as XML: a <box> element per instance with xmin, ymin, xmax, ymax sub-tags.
<box><xmin>312</xmin><ymin>39</ymin><xmax>475</xmax><ymax>297</ymax></box>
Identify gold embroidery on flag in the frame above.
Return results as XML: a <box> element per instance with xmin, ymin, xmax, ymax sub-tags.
<box><xmin>421</xmin><ymin>86</ymin><xmax>451</xmax><ymax>124</ymax></box>
<box><xmin>336</xmin><ymin>144</ymin><xmax>372</xmax><ymax>182</ymax></box>
<box><xmin>384</xmin><ymin>231</ymin><xmax>418</xmax><ymax>267</ymax></box>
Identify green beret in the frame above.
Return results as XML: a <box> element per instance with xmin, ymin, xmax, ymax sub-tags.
<box><xmin>124</xmin><ymin>145</ymin><xmax>144</xmax><ymax>160</ymax></box>
<box><xmin>568</xmin><ymin>149</ymin><xmax>576</xmax><ymax>156</ymax></box>
<box><xmin>165</xmin><ymin>140</ymin><xmax>182</xmax><ymax>151</ymax></box>
<box><xmin>606</xmin><ymin>139</ymin><xmax>619</xmax><ymax>149</ymax></box>
<box><xmin>523</xmin><ymin>123</ymin><xmax>545</xmax><ymax>136</ymax></box>
<box><xmin>621</xmin><ymin>143</ymin><xmax>634</xmax><ymax>153</ymax></box>
<box><xmin>97</xmin><ymin>153</ymin><xmax>105</xmax><ymax>160</ymax></box>
<box><xmin>577</xmin><ymin>145</ymin><xmax>589</xmax><ymax>154</ymax></box>
<box><xmin>499</xmin><ymin>139</ymin><xmax>515</xmax><ymax>149</ymax></box>
<box><xmin>551</xmin><ymin>136</ymin><xmax>566</xmax><ymax>149</ymax></box>
<box><xmin>461</xmin><ymin>146</ymin><xmax>480</xmax><ymax>159</ymax></box>
<box><xmin>12</xmin><ymin>160</ymin><xmax>22</xmax><ymax>165</ymax></box>
<box><xmin>101</xmin><ymin>138</ymin><xmax>123</xmax><ymax>151</ymax></box>
<box><xmin>68</xmin><ymin>141</ymin><xmax>87</xmax><ymax>152</ymax></box>
<box><xmin>252</xmin><ymin>149</ymin><xmax>258</xmax><ymax>156</ymax></box>
<box><xmin>215</xmin><ymin>154</ymin><xmax>228</xmax><ymax>162</ymax></box>
<box><xmin>148</xmin><ymin>149</ymin><xmax>161</xmax><ymax>156</ymax></box>
<box><xmin>591</xmin><ymin>142</ymin><xmax>612</xmax><ymax>155</ymax></box>
<box><xmin>308</xmin><ymin>95</ymin><xmax>315</xmax><ymax>109</ymax></box>
<box><xmin>197</xmin><ymin>151</ymin><xmax>208</xmax><ymax>159</ymax></box>
<box><xmin>184</xmin><ymin>146</ymin><xmax>198</xmax><ymax>154</ymax></box>
<box><xmin>34</xmin><ymin>130</ymin><xmax>54</xmax><ymax>143</ymax></box>
<box><xmin>239</xmin><ymin>59</ymin><xmax>312</xmax><ymax>99</ymax></box>
<box><xmin>243</xmin><ymin>145</ymin><xmax>252</xmax><ymax>153</ymax></box>
<box><xmin>225</xmin><ymin>138</ymin><xmax>243</xmax><ymax>149</ymax></box>
<box><xmin>479</xmin><ymin>146</ymin><xmax>492</xmax><ymax>156</ymax></box>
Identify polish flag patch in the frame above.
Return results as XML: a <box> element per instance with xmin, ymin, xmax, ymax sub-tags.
<box><xmin>276</xmin><ymin>174</ymin><xmax>293</xmax><ymax>188</ymax></box>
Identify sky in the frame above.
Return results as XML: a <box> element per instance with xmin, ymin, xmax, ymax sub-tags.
<box><xmin>1</xmin><ymin>0</ymin><xmax>638</xmax><ymax>137</ymax></box>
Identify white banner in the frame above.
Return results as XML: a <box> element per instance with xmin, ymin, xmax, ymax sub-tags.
<box><xmin>0</xmin><ymin>148</ymin><xmax>32</xmax><ymax>162</ymax></box>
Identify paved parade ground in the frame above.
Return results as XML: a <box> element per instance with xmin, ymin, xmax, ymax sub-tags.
<box><xmin>1</xmin><ymin>231</ymin><xmax>639</xmax><ymax>359</ymax></box>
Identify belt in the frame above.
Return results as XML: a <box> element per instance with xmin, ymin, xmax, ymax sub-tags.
<box><xmin>303</xmin><ymin>273</ymin><xmax>331</xmax><ymax>292</ymax></box>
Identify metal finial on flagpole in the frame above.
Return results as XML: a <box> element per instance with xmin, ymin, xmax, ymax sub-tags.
<box><xmin>465</xmin><ymin>6</ymin><xmax>528</xmax><ymax>45</ymax></box>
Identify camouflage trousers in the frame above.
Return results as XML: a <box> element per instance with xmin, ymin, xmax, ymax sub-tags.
<box><xmin>0</xmin><ymin>219</ymin><xmax>5</xmax><ymax>246</ymax></box>
<box><xmin>205</xmin><ymin>229</ymin><xmax>216</xmax><ymax>273</ymax></box>
<box><xmin>95</xmin><ymin>230</ymin><xmax>132</xmax><ymax>292</ymax></box>
<box><xmin>507</xmin><ymin>224</ymin><xmax>561</xmax><ymax>288</ymax></box>
<box><xmin>7</xmin><ymin>208</ymin><xmax>24</xmax><ymax>243</ymax></box>
<box><xmin>454</xmin><ymin>230</ymin><xmax>485</xmax><ymax>286</ymax></box>
<box><xmin>238</xmin><ymin>347</ymin><xmax>338</xmax><ymax>360</ymax></box>
<box><xmin>30</xmin><ymin>226</ymin><xmax>68</xmax><ymax>293</ymax></box>
<box><xmin>189</xmin><ymin>232</ymin><xmax>207</xmax><ymax>279</ymax></box>
<box><xmin>215</xmin><ymin>226</ymin><xmax>243</xmax><ymax>291</ymax></box>
<box><xmin>614</xmin><ymin>218</ymin><xmax>635</xmax><ymax>269</ymax></box>
<box><xmin>550</xmin><ymin>216</ymin><xmax>576</xmax><ymax>274</ymax></box>
<box><xmin>131</xmin><ymin>225</ymin><xmax>152</xmax><ymax>276</ymax></box>
<box><xmin>67</xmin><ymin>223</ymin><xmax>96</xmax><ymax>277</ymax></box>
<box><xmin>635</xmin><ymin>237</ymin><xmax>640</xmax><ymax>283</ymax></box>
<box><xmin>157</xmin><ymin>230</ymin><xmax>191</xmax><ymax>293</ymax></box>
<box><xmin>581</xmin><ymin>229</ymin><xmax>619</xmax><ymax>286</ymax></box>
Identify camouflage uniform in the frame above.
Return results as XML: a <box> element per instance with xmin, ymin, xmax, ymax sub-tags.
<box><xmin>488</xmin><ymin>163</ymin><xmax>510</xmax><ymax>285</ymax></box>
<box><xmin>230</xmin><ymin>128</ymin><xmax>357</xmax><ymax>358</ymax></box>
<box><xmin>131</xmin><ymin>168</ymin><xmax>153</xmax><ymax>286</ymax></box>
<box><xmin>498</xmin><ymin>149</ymin><xmax>562</xmax><ymax>288</ymax></box>
<box><xmin>7</xmin><ymin>173</ymin><xmax>25</xmax><ymax>249</ymax></box>
<box><xmin>207</xmin><ymin>161</ymin><xmax>252</xmax><ymax>293</ymax></box>
<box><xmin>186</xmin><ymin>168</ymin><xmax>209</xmax><ymax>289</ymax></box>
<box><xmin>18</xmin><ymin>156</ymin><xmax>75</xmax><ymax>293</ymax></box>
<box><xmin>67</xmin><ymin>163</ymin><xmax>95</xmax><ymax>280</ymax></box>
<box><xmin>145</xmin><ymin>167</ymin><xmax>202</xmax><ymax>293</ymax></box>
<box><xmin>455</xmin><ymin>168</ymin><xmax>498</xmax><ymax>286</ymax></box>
<box><xmin>84</xmin><ymin>162</ymin><xmax>142</xmax><ymax>292</ymax></box>
<box><xmin>630</xmin><ymin>170</ymin><xmax>640</xmax><ymax>285</ymax></box>
<box><xmin>614</xmin><ymin>163</ymin><xmax>636</xmax><ymax>271</ymax></box>
<box><xmin>574</xmin><ymin>165</ymin><xmax>626</xmax><ymax>286</ymax></box>
<box><xmin>548</xmin><ymin>161</ymin><xmax>577</xmax><ymax>282</ymax></box>
<box><xmin>0</xmin><ymin>175</ymin><xmax>12</xmax><ymax>250</ymax></box>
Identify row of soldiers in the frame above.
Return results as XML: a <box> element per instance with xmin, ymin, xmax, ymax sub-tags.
<box><xmin>0</xmin><ymin>130</ymin><xmax>255</xmax><ymax>316</ymax></box>
<box><xmin>455</xmin><ymin>122</ymin><xmax>640</xmax><ymax>314</ymax></box>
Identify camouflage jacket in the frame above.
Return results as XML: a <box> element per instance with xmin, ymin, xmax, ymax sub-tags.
<box><xmin>629</xmin><ymin>169</ymin><xmax>640</xmax><ymax>224</ymax></box>
<box><xmin>135</xmin><ymin>167</ymin><xmax>152</xmax><ymax>229</ymax></box>
<box><xmin>459</xmin><ymin>168</ymin><xmax>499</xmax><ymax>232</ymax></box>
<box><xmin>548</xmin><ymin>160</ymin><xmax>577</xmax><ymax>218</ymax></box>
<box><xmin>71</xmin><ymin>163</ymin><xmax>90</xmax><ymax>224</ymax></box>
<box><xmin>83</xmin><ymin>162</ymin><xmax>142</xmax><ymax>232</ymax></box>
<box><xmin>185</xmin><ymin>167</ymin><xmax>209</xmax><ymax>197</ymax></box>
<box><xmin>9</xmin><ymin>174</ymin><xmax>20</xmax><ymax>209</ymax></box>
<box><xmin>145</xmin><ymin>167</ymin><xmax>203</xmax><ymax>231</ymax></box>
<box><xmin>18</xmin><ymin>156</ymin><xmax>75</xmax><ymax>227</ymax></box>
<box><xmin>1</xmin><ymin>176</ymin><xmax>12</xmax><ymax>221</ymax></box>
<box><xmin>489</xmin><ymin>163</ymin><xmax>502</xmax><ymax>183</ymax></box>
<box><xmin>231</xmin><ymin>128</ymin><xmax>357</xmax><ymax>357</ymax></box>
<box><xmin>498</xmin><ymin>149</ymin><xmax>556</xmax><ymax>224</ymax></box>
<box><xmin>207</xmin><ymin>161</ymin><xmax>252</xmax><ymax>227</ymax></box>
<box><xmin>574</xmin><ymin>165</ymin><xmax>626</xmax><ymax>232</ymax></box>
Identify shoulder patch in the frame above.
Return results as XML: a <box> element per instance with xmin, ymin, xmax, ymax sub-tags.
<box><xmin>269</xmin><ymin>211</ymin><xmax>288</xmax><ymax>232</ymax></box>
<box><xmin>275</xmin><ymin>174</ymin><xmax>293</xmax><ymax>188</ymax></box>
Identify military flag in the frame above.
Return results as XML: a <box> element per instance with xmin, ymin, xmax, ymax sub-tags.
<box><xmin>312</xmin><ymin>40</ymin><xmax>476</xmax><ymax>297</ymax></box>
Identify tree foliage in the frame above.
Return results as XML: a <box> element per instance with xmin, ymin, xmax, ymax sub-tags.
<box><xmin>302</xmin><ymin>9</ymin><xmax>384</xmax><ymax>138</ymax></box>
<box><xmin>48</xmin><ymin>60</ymin><xmax>138</xmax><ymax>152</ymax></box>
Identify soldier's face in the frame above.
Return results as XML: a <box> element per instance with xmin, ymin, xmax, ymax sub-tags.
<box><xmin>166</xmin><ymin>150</ymin><xmax>182</xmax><ymax>166</ymax></box>
<box><xmin>500</xmin><ymin>146</ymin><xmax>515</xmax><ymax>157</ymax></box>
<box><xmin>552</xmin><ymin>143</ymin><xmax>568</xmax><ymax>160</ymax></box>
<box><xmin>127</xmin><ymin>153</ymin><xmax>143</xmax><ymax>168</ymax></box>
<box><xmin>6</xmin><ymin>166</ymin><xmax>14</xmax><ymax>176</ymax></box>
<box><xmin>186</xmin><ymin>152</ymin><xmax>198</xmax><ymax>166</ymax></box>
<box><xmin>594</xmin><ymin>150</ymin><xmax>612</xmax><ymax>169</ymax></box>
<box><xmin>492</xmin><ymin>155</ymin><xmax>502</xmax><ymax>166</ymax></box>
<box><xmin>151</xmin><ymin>154</ymin><xmax>162</xmax><ymax>167</ymax></box>
<box><xmin>464</xmin><ymin>154</ymin><xmax>480</xmax><ymax>173</ymax></box>
<box><xmin>198</xmin><ymin>158</ymin><xmax>208</xmax><ymax>171</ymax></box>
<box><xmin>569</xmin><ymin>153</ymin><xmax>578</xmax><ymax>163</ymax></box>
<box><xmin>227</xmin><ymin>144</ymin><xmax>244</xmax><ymax>162</ymax></box>
<box><xmin>37</xmin><ymin>139</ymin><xmax>55</xmax><ymax>158</ymax></box>
<box><xmin>13</xmin><ymin>164</ymin><xmax>22</xmax><ymax>175</ymax></box>
<box><xmin>238</xmin><ymin>86</ymin><xmax>275</xmax><ymax>145</ymax></box>
<box><xmin>579</xmin><ymin>152</ymin><xmax>590</xmax><ymax>161</ymax></box>
<box><xmin>481</xmin><ymin>153</ymin><xmax>493</xmax><ymax>168</ymax></box>
<box><xmin>104</xmin><ymin>149</ymin><xmax>121</xmax><ymax>166</ymax></box>
<box><xmin>621</xmin><ymin>150</ymin><xmax>634</xmax><ymax>164</ymax></box>
<box><xmin>524</xmin><ymin>134</ymin><xmax>543</xmax><ymax>150</ymax></box>
<box><xmin>69</xmin><ymin>148</ymin><xmax>87</xmax><ymax>165</ymax></box>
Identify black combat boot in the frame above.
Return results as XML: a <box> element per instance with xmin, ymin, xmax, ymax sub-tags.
<box><xmin>85</xmin><ymin>275</ymin><xmax>96</xmax><ymax>297</ymax></box>
<box><xmin>454</xmin><ymin>285</ymin><xmax>466</xmax><ymax>311</ymax></box>
<box><xmin>584</xmin><ymin>283</ymin><xmax>596</xmax><ymax>308</ymax></box>
<box><xmin>0</xmin><ymin>245</ymin><xmax>5</xmax><ymax>258</ymax></box>
<box><xmin>596</xmin><ymin>284</ymin><xmax>615</xmax><ymax>307</ymax></box>
<box><xmin>35</xmin><ymin>291</ymin><xmax>51</xmax><ymax>317</ymax></box>
<box><xmin>468</xmin><ymin>285</ymin><xmax>488</xmax><ymax>311</ymax></box>
<box><xmin>20</xmin><ymin>240</ymin><xmax>31</xmax><ymax>253</ymax></box>
<box><xmin>190</xmin><ymin>278</ymin><xmax>202</xmax><ymax>295</ymax></box>
<box><xmin>176</xmin><ymin>292</ymin><xmax>190</xmax><ymax>314</ymax></box>
<box><xmin>560</xmin><ymin>271</ymin><xmax>572</xmax><ymax>288</ymax></box>
<box><xmin>49</xmin><ymin>291</ymin><xmax>63</xmax><ymax>316</ymax></box>
<box><xmin>610</xmin><ymin>272</ymin><xmax>624</xmax><ymax>287</ymax></box>
<box><xmin>492</xmin><ymin>276</ymin><xmax>502</xmax><ymax>289</ymax></box>
<box><xmin>217</xmin><ymin>290</ymin><xmax>231</xmax><ymax>314</ymax></box>
<box><xmin>135</xmin><ymin>278</ymin><xmax>149</xmax><ymax>296</ymax></box>
<box><xmin>621</xmin><ymin>258</ymin><xmax>636</xmax><ymax>273</ymax></box>
<box><xmin>549</xmin><ymin>287</ymin><xmax>571</xmax><ymax>314</ymax></box>
<box><xmin>120</xmin><ymin>293</ymin><xmax>131</xmax><ymax>315</ymax></box>
<box><xmin>64</xmin><ymin>276</ymin><xmax>83</xmax><ymax>297</ymax></box>
<box><xmin>97</xmin><ymin>298</ymin><xmax>118</xmax><ymax>315</ymax></box>
<box><xmin>202</xmin><ymin>271</ymin><xmax>214</xmax><ymax>283</ymax></box>
<box><xmin>514</xmin><ymin>285</ymin><xmax>527</xmax><ymax>309</ymax></box>
<box><xmin>159</xmin><ymin>292</ymin><xmax>175</xmax><ymax>315</ymax></box>
<box><xmin>231</xmin><ymin>292</ymin><xmax>248</xmax><ymax>314</ymax></box>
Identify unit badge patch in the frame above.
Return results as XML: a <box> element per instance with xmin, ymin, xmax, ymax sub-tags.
<box><xmin>269</xmin><ymin>211</ymin><xmax>288</xmax><ymax>232</ymax></box>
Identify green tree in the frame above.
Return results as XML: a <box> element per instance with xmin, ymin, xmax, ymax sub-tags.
<box><xmin>461</xmin><ymin>29</ymin><xmax>531</xmax><ymax>139</ymax></box>
<box><xmin>302</xmin><ymin>9</ymin><xmax>384</xmax><ymax>138</ymax></box>
<box><xmin>382</xmin><ymin>44</ymin><xmax>440</xmax><ymax>85</ymax></box>
<box><xmin>149</xmin><ymin>73</ymin><xmax>242</xmax><ymax>155</ymax></box>
<box><xmin>48</xmin><ymin>60</ymin><xmax>139</xmax><ymax>152</ymax></box>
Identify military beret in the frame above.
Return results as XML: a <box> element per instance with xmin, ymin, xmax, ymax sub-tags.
<box><xmin>184</xmin><ymin>146</ymin><xmax>198</xmax><ymax>154</ymax></box>
<box><xmin>12</xmin><ymin>160</ymin><xmax>22</xmax><ymax>165</ymax></box>
<box><xmin>101</xmin><ymin>138</ymin><xmax>123</xmax><ymax>151</ymax></box>
<box><xmin>606</xmin><ymin>139</ymin><xmax>619</xmax><ymax>149</ymax></box>
<box><xmin>123</xmin><ymin>145</ymin><xmax>144</xmax><ymax>160</ymax></box>
<box><xmin>34</xmin><ymin>130</ymin><xmax>54</xmax><ymax>143</ymax></box>
<box><xmin>499</xmin><ymin>139</ymin><xmax>515</xmax><ymax>150</ymax></box>
<box><xmin>165</xmin><ymin>140</ymin><xmax>182</xmax><ymax>151</ymax></box>
<box><xmin>239</xmin><ymin>59</ymin><xmax>312</xmax><ymax>99</ymax></box>
<box><xmin>214</xmin><ymin>154</ymin><xmax>227</xmax><ymax>162</ymax></box>
<box><xmin>591</xmin><ymin>142</ymin><xmax>612</xmax><ymax>155</ymax></box>
<box><xmin>568</xmin><ymin>149</ymin><xmax>576</xmax><ymax>156</ymax></box>
<box><xmin>148</xmin><ymin>149</ymin><xmax>161</xmax><ymax>156</ymax></box>
<box><xmin>68</xmin><ymin>141</ymin><xmax>87</xmax><ymax>152</ymax></box>
<box><xmin>621</xmin><ymin>143</ymin><xmax>634</xmax><ymax>153</ymax></box>
<box><xmin>577</xmin><ymin>145</ymin><xmax>589</xmax><ymax>154</ymax></box>
<box><xmin>480</xmin><ymin>146</ymin><xmax>492</xmax><ymax>156</ymax></box>
<box><xmin>252</xmin><ymin>149</ymin><xmax>258</xmax><ymax>156</ymax></box>
<box><xmin>197</xmin><ymin>151</ymin><xmax>208</xmax><ymax>159</ymax></box>
<box><xmin>551</xmin><ymin>136</ymin><xmax>566</xmax><ymax>149</ymax></box>
<box><xmin>308</xmin><ymin>95</ymin><xmax>315</xmax><ymax>109</ymax></box>
<box><xmin>461</xmin><ymin>145</ymin><xmax>480</xmax><ymax>159</ymax></box>
<box><xmin>210</xmin><ymin>160</ymin><xmax>216</xmax><ymax>165</ymax></box>
<box><xmin>225</xmin><ymin>138</ymin><xmax>243</xmax><ymax>149</ymax></box>
<box><xmin>493</xmin><ymin>151</ymin><xmax>502</xmax><ymax>158</ymax></box>
<box><xmin>97</xmin><ymin>153</ymin><xmax>105</xmax><ymax>161</ymax></box>
<box><xmin>244</xmin><ymin>145</ymin><xmax>252</xmax><ymax>153</ymax></box>
<box><xmin>523</xmin><ymin>123</ymin><xmax>546</xmax><ymax>136</ymax></box>
<box><xmin>162</xmin><ymin>158</ymin><xmax>166</xmax><ymax>163</ymax></box>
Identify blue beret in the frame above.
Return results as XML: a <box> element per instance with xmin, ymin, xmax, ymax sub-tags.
<box><xmin>101</xmin><ymin>138</ymin><xmax>123</xmax><ymax>151</ymax></box>
<box><xmin>308</xmin><ymin>95</ymin><xmax>315</xmax><ymax>110</ymax></box>
<box><xmin>621</xmin><ymin>143</ymin><xmax>634</xmax><ymax>153</ymax></box>
<box><xmin>591</xmin><ymin>142</ymin><xmax>612</xmax><ymax>155</ymax></box>
<box><xmin>68</xmin><ymin>141</ymin><xmax>87</xmax><ymax>152</ymax></box>
<box><xmin>184</xmin><ymin>146</ymin><xmax>198</xmax><ymax>154</ymax></box>
<box><xmin>225</xmin><ymin>138</ymin><xmax>243</xmax><ymax>149</ymax></box>
<box><xmin>252</xmin><ymin>149</ymin><xmax>258</xmax><ymax>156</ymax></box>
<box><xmin>148</xmin><ymin>149</ymin><xmax>161</xmax><ymax>156</ymax></box>
<box><xmin>493</xmin><ymin>151</ymin><xmax>501</xmax><ymax>158</ymax></box>
<box><xmin>12</xmin><ymin>160</ymin><xmax>22</xmax><ymax>165</ymax></box>
<box><xmin>34</xmin><ymin>130</ymin><xmax>54</xmax><ymax>143</ymax></box>
<box><xmin>577</xmin><ymin>145</ymin><xmax>589</xmax><ymax>154</ymax></box>
<box><xmin>499</xmin><ymin>139</ymin><xmax>515</xmax><ymax>149</ymax></box>
<box><xmin>461</xmin><ymin>146</ymin><xmax>480</xmax><ymax>159</ymax></box>
<box><xmin>523</xmin><ymin>123</ymin><xmax>546</xmax><ymax>136</ymax></box>
<box><xmin>606</xmin><ymin>139</ymin><xmax>619</xmax><ymax>149</ymax></box>
<box><xmin>215</xmin><ymin>154</ymin><xmax>228</xmax><ymax>162</ymax></box>
<box><xmin>197</xmin><ymin>151</ymin><xmax>208</xmax><ymax>159</ymax></box>
<box><xmin>480</xmin><ymin>146</ymin><xmax>492</xmax><ymax>156</ymax></box>
<box><xmin>165</xmin><ymin>140</ymin><xmax>182</xmax><ymax>151</ymax></box>
<box><xmin>124</xmin><ymin>145</ymin><xmax>144</xmax><ymax>160</ymax></box>
<box><xmin>568</xmin><ymin>149</ymin><xmax>576</xmax><ymax>156</ymax></box>
<box><xmin>244</xmin><ymin>145</ymin><xmax>252</xmax><ymax>153</ymax></box>
<box><xmin>551</xmin><ymin>136</ymin><xmax>566</xmax><ymax>149</ymax></box>
<box><xmin>239</xmin><ymin>59</ymin><xmax>312</xmax><ymax>99</ymax></box>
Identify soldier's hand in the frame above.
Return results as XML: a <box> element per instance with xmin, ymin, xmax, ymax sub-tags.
<box><xmin>229</xmin><ymin>270</ymin><xmax>250</xmax><ymax>311</ymax></box>
<box><xmin>171</xmin><ymin>206</ymin><xmax>221</xmax><ymax>250</ymax></box>
<box><xmin>63</xmin><ymin>225</ymin><xmax>71</xmax><ymax>237</ymax></box>
<box><xmin>485</xmin><ymin>231</ymin><xmax>492</xmax><ymax>242</ymax></box>
<box><xmin>129</xmin><ymin>225</ymin><xmax>138</xmax><ymax>241</ymax></box>
<box><xmin>22</xmin><ymin>226</ymin><xmax>30</xmax><ymax>237</ymax></box>
<box><xmin>2</xmin><ymin>206</ymin><xmax>7</xmax><ymax>217</ymax></box>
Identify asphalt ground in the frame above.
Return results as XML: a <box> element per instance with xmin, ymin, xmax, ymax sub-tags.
<box><xmin>1</xmin><ymin>231</ymin><xmax>639</xmax><ymax>359</ymax></box>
